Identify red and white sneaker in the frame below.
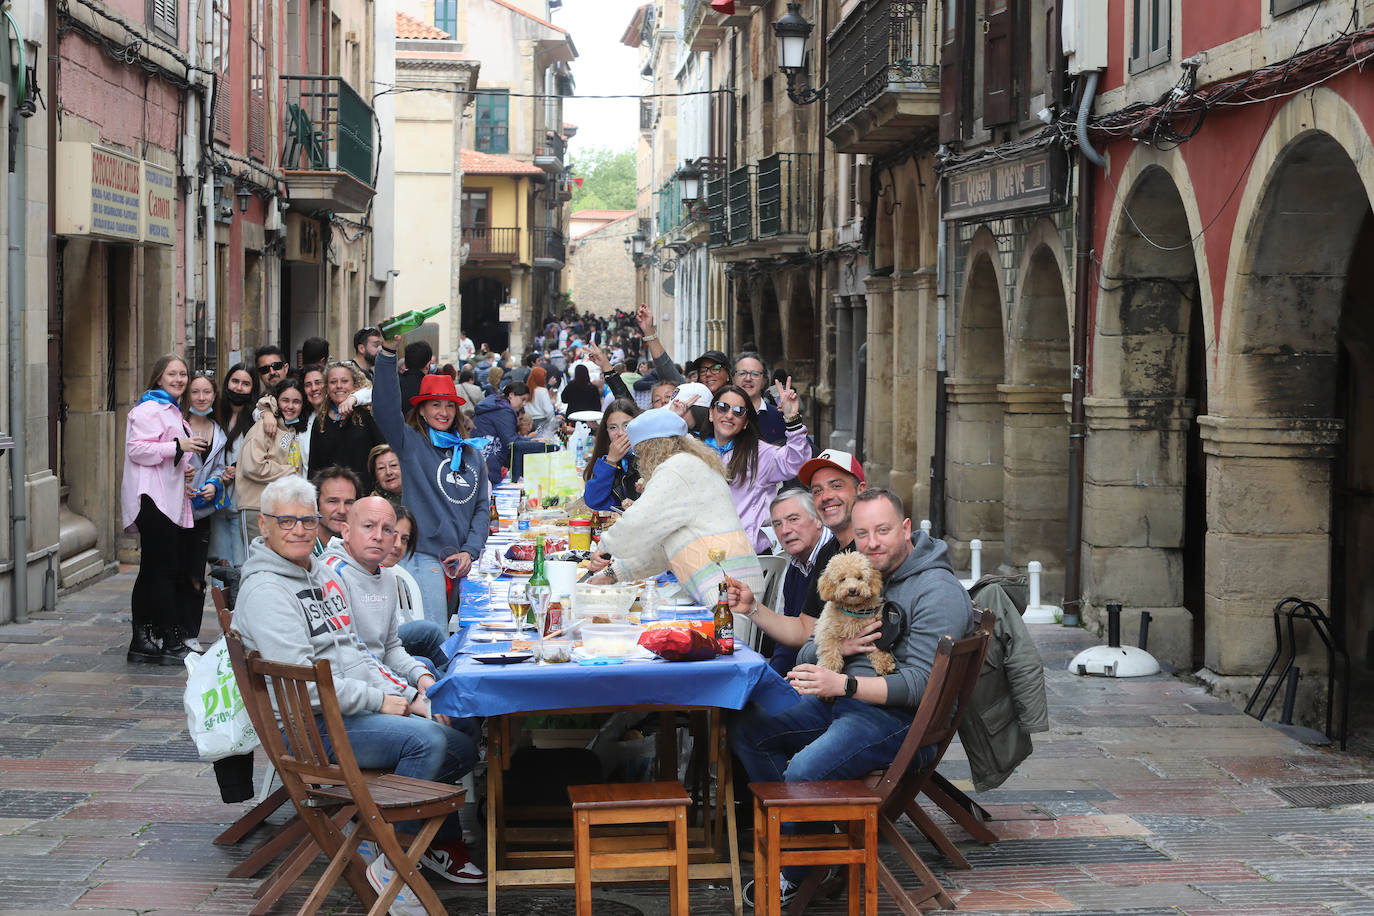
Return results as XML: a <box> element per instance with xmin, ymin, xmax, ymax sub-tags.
<box><xmin>420</xmin><ymin>838</ymin><xmax>486</xmax><ymax>884</ymax></box>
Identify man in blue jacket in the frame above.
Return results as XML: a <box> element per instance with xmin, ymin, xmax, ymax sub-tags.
<box><xmin>732</xmin><ymin>487</ymin><xmax>974</xmax><ymax>905</ymax></box>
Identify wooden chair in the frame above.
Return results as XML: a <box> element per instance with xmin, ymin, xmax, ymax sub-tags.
<box><xmin>226</xmin><ymin>632</ymin><xmax>466</xmax><ymax>916</ymax></box>
<box><xmin>750</xmin><ymin>779</ymin><xmax>879</xmax><ymax>916</ymax></box>
<box><xmin>568</xmin><ymin>781</ymin><xmax>691</xmax><ymax>916</ymax></box>
<box><xmin>790</xmin><ymin>611</ymin><xmax>993</xmax><ymax>914</ymax></box>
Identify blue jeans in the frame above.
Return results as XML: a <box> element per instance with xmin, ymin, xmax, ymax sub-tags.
<box><xmin>324</xmin><ymin>711</ymin><xmax>478</xmax><ymax>841</ymax></box>
<box><xmin>731</xmin><ymin>696</ymin><xmax>928</xmax><ymax>882</ymax></box>
<box><xmin>399</xmin><ymin>620</ymin><xmax>450</xmax><ymax>673</ymax></box>
<box><xmin>208</xmin><ymin>506</ymin><xmax>245</xmax><ymax>566</ymax></box>
<box><xmin>401</xmin><ymin>551</ymin><xmax>449</xmax><ymax>628</ymax></box>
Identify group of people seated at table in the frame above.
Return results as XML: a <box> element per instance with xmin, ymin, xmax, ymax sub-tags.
<box><xmin>233</xmin><ymin>330</ymin><xmax>975</xmax><ymax>913</ymax></box>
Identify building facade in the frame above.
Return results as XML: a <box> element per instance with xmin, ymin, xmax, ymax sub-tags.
<box><xmin>565</xmin><ymin>210</ymin><xmax>637</xmax><ymax>318</ymax></box>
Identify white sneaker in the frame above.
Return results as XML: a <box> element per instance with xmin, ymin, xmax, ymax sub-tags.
<box><xmin>183</xmin><ymin>637</ymin><xmax>204</xmax><ymax>652</ymax></box>
<box><xmin>342</xmin><ymin>821</ymin><xmax>380</xmax><ymax>863</ymax></box>
<box><xmin>365</xmin><ymin>856</ymin><xmax>427</xmax><ymax>916</ymax></box>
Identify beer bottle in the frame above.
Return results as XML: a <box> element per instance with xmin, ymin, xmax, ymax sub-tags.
<box><xmin>379</xmin><ymin>303</ymin><xmax>446</xmax><ymax>337</ymax></box>
<box><xmin>714</xmin><ymin>579</ymin><xmax>734</xmax><ymax>655</ymax></box>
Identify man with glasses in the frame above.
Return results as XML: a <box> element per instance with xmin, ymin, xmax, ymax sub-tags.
<box><xmin>733</xmin><ymin>351</ymin><xmax>786</xmax><ymax>444</ymax></box>
<box><xmin>235</xmin><ymin>476</ymin><xmax>483</xmax><ymax>902</ymax></box>
<box><xmin>687</xmin><ymin>349</ymin><xmax>732</xmax><ymax>395</ymax></box>
<box><xmin>254</xmin><ymin>345</ymin><xmax>291</xmax><ymax>389</ymax></box>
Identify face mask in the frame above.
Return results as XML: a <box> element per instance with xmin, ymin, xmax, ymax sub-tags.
<box><xmin>226</xmin><ymin>390</ymin><xmax>252</xmax><ymax>407</ymax></box>
<box><xmin>283</xmin><ymin>416</ymin><xmax>301</xmax><ymax>427</ymax></box>
<box><xmin>189</xmin><ymin>405</ymin><xmax>214</xmax><ymax>417</ymax></box>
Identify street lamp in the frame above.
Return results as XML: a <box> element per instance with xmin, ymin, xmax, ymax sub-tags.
<box><xmin>676</xmin><ymin>161</ymin><xmax>703</xmax><ymax>205</ymax></box>
<box><xmin>772</xmin><ymin>2</ymin><xmax>826</xmax><ymax>105</ymax></box>
<box><xmin>236</xmin><ymin>183</ymin><xmax>253</xmax><ymax>213</ymax></box>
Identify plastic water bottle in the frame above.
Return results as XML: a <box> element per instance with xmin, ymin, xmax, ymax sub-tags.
<box><xmin>640</xmin><ymin>579</ymin><xmax>660</xmax><ymax>624</ymax></box>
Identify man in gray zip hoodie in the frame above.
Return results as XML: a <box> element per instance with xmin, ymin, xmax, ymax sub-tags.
<box><xmin>732</xmin><ymin>488</ymin><xmax>973</xmax><ymax>895</ymax></box>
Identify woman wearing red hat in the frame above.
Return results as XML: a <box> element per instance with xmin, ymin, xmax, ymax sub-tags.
<box><xmin>373</xmin><ymin>336</ymin><xmax>492</xmax><ymax>628</ymax></box>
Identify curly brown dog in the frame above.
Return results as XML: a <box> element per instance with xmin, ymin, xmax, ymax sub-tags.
<box><xmin>813</xmin><ymin>552</ymin><xmax>896</xmax><ymax>676</ymax></box>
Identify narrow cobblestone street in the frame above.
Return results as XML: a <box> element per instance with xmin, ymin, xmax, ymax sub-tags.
<box><xmin>1</xmin><ymin>569</ymin><xmax>1373</xmax><ymax>915</ymax></box>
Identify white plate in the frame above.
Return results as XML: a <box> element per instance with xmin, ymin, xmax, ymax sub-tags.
<box><xmin>473</xmin><ymin>651</ymin><xmax>534</xmax><ymax>665</ymax></box>
<box><xmin>477</xmin><ymin>620</ymin><xmax>535</xmax><ymax>632</ymax></box>
<box><xmin>568</xmin><ymin>410</ymin><xmax>604</xmax><ymax>423</ymax></box>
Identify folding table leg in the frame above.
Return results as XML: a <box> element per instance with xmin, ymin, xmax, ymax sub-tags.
<box><xmin>486</xmin><ymin>714</ymin><xmax>505</xmax><ymax>916</ymax></box>
<box><xmin>716</xmin><ymin>714</ymin><xmax>743</xmax><ymax>916</ymax></box>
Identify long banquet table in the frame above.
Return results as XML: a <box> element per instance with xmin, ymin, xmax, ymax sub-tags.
<box><xmin>426</xmin><ymin>574</ymin><xmax>800</xmax><ymax>915</ymax></box>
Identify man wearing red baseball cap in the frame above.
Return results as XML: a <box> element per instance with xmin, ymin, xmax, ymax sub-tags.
<box><xmin>725</xmin><ymin>449</ymin><xmax>866</xmax><ymax>652</ymax></box>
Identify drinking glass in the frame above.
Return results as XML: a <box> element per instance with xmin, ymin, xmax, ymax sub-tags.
<box><xmin>529</xmin><ymin>582</ymin><xmax>552</xmax><ymax>663</ymax></box>
<box><xmin>508</xmin><ymin>582</ymin><xmax>531</xmax><ymax>631</ymax></box>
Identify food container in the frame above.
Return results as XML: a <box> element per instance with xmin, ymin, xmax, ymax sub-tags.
<box><xmin>536</xmin><ymin>639</ymin><xmax>574</xmax><ymax>663</ymax></box>
<box><xmin>572</xmin><ymin>582</ymin><xmax>642</xmax><ymax>623</ymax></box>
<box><xmin>580</xmin><ymin>623</ymin><xmax>644</xmax><ymax>658</ymax></box>
<box><xmin>569</xmin><ymin>517</ymin><xmax>592</xmax><ymax>551</ymax></box>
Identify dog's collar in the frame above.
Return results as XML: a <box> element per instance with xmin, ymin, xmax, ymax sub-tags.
<box><xmin>838</xmin><ymin>605</ymin><xmax>882</xmax><ymax>619</ymax></box>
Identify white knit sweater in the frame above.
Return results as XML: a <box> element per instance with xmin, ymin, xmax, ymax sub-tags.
<box><xmin>599</xmin><ymin>452</ymin><xmax>765</xmax><ymax>604</ymax></box>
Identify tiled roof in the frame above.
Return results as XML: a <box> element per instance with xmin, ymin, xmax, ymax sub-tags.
<box><xmin>396</xmin><ymin>11</ymin><xmax>450</xmax><ymax>39</ymax></box>
<box><xmin>461</xmin><ymin>148</ymin><xmax>545</xmax><ymax>176</ymax></box>
<box><xmin>572</xmin><ymin>209</ymin><xmax>635</xmax><ymax>221</ymax></box>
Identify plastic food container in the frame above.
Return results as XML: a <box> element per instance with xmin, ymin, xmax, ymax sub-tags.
<box><xmin>569</xmin><ymin>517</ymin><xmax>592</xmax><ymax>551</ymax></box>
<box><xmin>580</xmin><ymin>623</ymin><xmax>644</xmax><ymax>658</ymax></box>
<box><xmin>573</xmin><ymin>582</ymin><xmax>642</xmax><ymax>623</ymax></box>
<box><xmin>536</xmin><ymin>639</ymin><xmax>574</xmax><ymax>663</ymax></box>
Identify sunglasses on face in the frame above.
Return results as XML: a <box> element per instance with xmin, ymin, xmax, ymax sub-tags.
<box><xmin>257</xmin><ymin>361</ymin><xmax>288</xmax><ymax>375</ymax></box>
<box><xmin>712</xmin><ymin>401</ymin><xmax>748</xmax><ymax>417</ymax></box>
<box><xmin>262</xmin><ymin>513</ymin><xmax>322</xmax><ymax>531</ymax></box>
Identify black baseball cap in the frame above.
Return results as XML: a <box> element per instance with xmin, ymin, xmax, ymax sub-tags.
<box><xmin>689</xmin><ymin>350</ymin><xmax>731</xmax><ymax>372</ymax></box>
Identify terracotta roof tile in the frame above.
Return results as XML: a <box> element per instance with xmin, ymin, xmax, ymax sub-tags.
<box><xmin>572</xmin><ymin>209</ymin><xmax>636</xmax><ymax>221</ymax></box>
<box><xmin>396</xmin><ymin>11</ymin><xmax>450</xmax><ymax>40</ymax></box>
<box><xmin>461</xmin><ymin>148</ymin><xmax>545</xmax><ymax>176</ymax></box>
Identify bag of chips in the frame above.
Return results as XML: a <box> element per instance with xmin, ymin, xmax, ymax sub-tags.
<box><xmin>638</xmin><ymin>626</ymin><xmax>721</xmax><ymax>662</ymax></box>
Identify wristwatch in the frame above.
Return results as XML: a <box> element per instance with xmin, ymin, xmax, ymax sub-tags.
<box><xmin>844</xmin><ymin>675</ymin><xmax>859</xmax><ymax>698</ymax></box>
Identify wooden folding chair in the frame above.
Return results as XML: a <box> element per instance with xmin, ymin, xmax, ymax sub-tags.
<box><xmin>227</xmin><ymin>632</ymin><xmax>465</xmax><ymax>916</ymax></box>
<box><xmin>790</xmin><ymin>610</ymin><xmax>993</xmax><ymax>915</ymax></box>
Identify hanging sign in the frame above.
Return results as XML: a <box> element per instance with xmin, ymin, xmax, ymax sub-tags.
<box><xmin>942</xmin><ymin>147</ymin><xmax>1068</xmax><ymax>221</ymax></box>
<box><xmin>56</xmin><ymin>142</ymin><xmax>142</xmax><ymax>242</ymax></box>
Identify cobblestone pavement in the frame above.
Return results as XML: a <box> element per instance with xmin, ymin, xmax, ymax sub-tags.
<box><xmin>2</xmin><ymin>568</ymin><xmax>1373</xmax><ymax>915</ymax></box>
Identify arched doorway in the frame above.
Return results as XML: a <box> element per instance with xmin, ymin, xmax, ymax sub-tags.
<box><xmin>460</xmin><ymin>273</ymin><xmax>510</xmax><ymax>354</ymax></box>
<box><xmin>1088</xmin><ymin>162</ymin><xmax>1205</xmax><ymax>669</ymax></box>
<box><xmin>1213</xmin><ymin>120</ymin><xmax>1371</xmax><ymax>684</ymax></box>
<box><xmin>945</xmin><ymin>246</ymin><xmax>1006</xmax><ymax>569</ymax></box>
<box><xmin>1001</xmin><ymin>241</ymin><xmax>1070</xmax><ymax>597</ymax></box>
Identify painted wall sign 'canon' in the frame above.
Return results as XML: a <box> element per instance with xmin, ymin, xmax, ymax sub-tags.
<box><xmin>941</xmin><ymin>147</ymin><xmax>1069</xmax><ymax>221</ymax></box>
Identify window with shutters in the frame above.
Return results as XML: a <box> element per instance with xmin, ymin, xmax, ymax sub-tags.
<box><xmin>982</xmin><ymin>0</ymin><xmax>1015</xmax><ymax>126</ymax></box>
<box><xmin>212</xmin><ymin>0</ymin><xmax>231</xmax><ymax>141</ymax></box>
<box><xmin>435</xmin><ymin>0</ymin><xmax>457</xmax><ymax>36</ymax></box>
<box><xmin>474</xmin><ymin>91</ymin><xmax>509</xmax><ymax>153</ymax></box>
<box><xmin>939</xmin><ymin>0</ymin><xmax>967</xmax><ymax>142</ymax></box>
<box><xmin>1130</xmin><ymin>0</ymin><xmax>1170</xmax><ymax>73</ymax></box>
<box><xmin>249</xmin><ymin>0</ymin><xmax>266</xmax><ymax>160</ymax></box>
<box><xmin>148</xmin><ymin>0</ymin><xmax>178</xmax><ymax>41</ymax></box>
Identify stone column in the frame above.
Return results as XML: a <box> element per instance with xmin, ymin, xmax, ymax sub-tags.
<box><xmin>998</xmin><ymin>384</ymin><xmax>1070</xmax><ymax>600</ymax></box>
<box><xmin>943</xmin><ymin>379</ymin><xmax>1004</xmax><ymax>571</ymax></box>
<box><xmin>864</xmin><ymin>275</ymin><xmax>893</xmax><ymax>486</ymax></box>
<box><xmin>1198</xmin><ymin>415</ymin><xmax>1341</xmax><ymax>675</ymax></box>
<box><xmin>830</xmin><ymin>295</ymin><xmax>855</xmax><ymax>450</ymax></box>
<box><xmin>889</xmin><ymin>268</ymin><xmax>937</xmax><ymax>517</ymax></box>
<box><xmin>1081</xmin><ymin>397</ymin><xmax>1194</xmax><ymax>667</ymax></box>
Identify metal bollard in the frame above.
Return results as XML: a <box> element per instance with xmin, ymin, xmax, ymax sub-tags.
<box><xmin>1106</xmin><ymin>602</ymin><xmax>1122</xmax><ymax>648</ymax></box>
<box><xmin>969</xmin><ymin>539</ymin><xmax>982</xmax><ymax>581</ymax></box>
<box><xmin>1029</xmin><ymin>561</ymin><xmax>1043</xmax><ymax>609</ymax></box>
<box><xmin>1138</xmin><ymin>611</ymin><xmax>1152</xmax><ymax>653</ymax></box>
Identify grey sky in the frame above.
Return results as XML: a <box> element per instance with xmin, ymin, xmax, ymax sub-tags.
<box><xmin>550</xmin><ymin>0</ymin><xmax>647</xmax><ymax>158</ymax></box>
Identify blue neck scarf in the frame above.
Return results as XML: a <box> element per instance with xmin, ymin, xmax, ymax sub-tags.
<box><xmin>428</xmin><ymin>428</ymin><xmax>490</xmax><ymax>473</ymax></box>
<box><xmin>139</xmin><ymin>388</ymin><xmax>180</xmax><ymax>410</ymax></box>
<box><xmin>703</xmin><ymin>435</ymin><xmax>735</xmax><ymax>456</ymax></box>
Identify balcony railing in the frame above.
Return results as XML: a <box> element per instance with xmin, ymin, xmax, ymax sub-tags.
<box><xmin>462</xmin><ymin>226</ymin><xmax>519</xmax><ymax>260</ymax></box>
<box><xmin>711</xmin><ymin>153</ymin><xmax>814</xmax><ymax>248</ymax></box>
<box><xmin>280</xmin><ymin>75</ymin><xmax>374</xmax><ymax>187</ymax></box>
<box><xmin>727</xmin><ymin>165</ymin><xmax>753</xmax><ymax>245</ymax></box>
<box><xmin>707</xmin><ymin>176</ymin><xmax>727</xmax><ymax>247</ymax></box>
<box><xmin>532</xmin><ymin>227</ymin><xmax>566</xmax><ymax>266</ymax></box>
<box><xmin>826</xmin><ymin>0</ymin><xmax>939</xmax><ymax>146</ymax></box>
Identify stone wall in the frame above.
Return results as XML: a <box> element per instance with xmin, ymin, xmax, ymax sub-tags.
<box><xmin>565</xmin><ymin>219</ymin><xmax>636</xmax><ymax>319</ymax></box>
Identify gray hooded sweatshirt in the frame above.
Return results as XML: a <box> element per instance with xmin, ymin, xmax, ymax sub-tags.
<box><xmin>235</xmin><ymin>537</ymin><xmax>417</xmax><ymax>716</ymax></box>
<box><xmin>798</xmin><ymin>531</ymin><xmax>974</xmax><ymax>712</ymax></box>
<box><xmin>320</xmin><ymin>537</ymin><xmax>427</xmax><ymax>688</ymax></box>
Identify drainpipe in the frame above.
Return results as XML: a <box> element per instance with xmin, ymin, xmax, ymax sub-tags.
<box><xmin>930</xmin><ymin>174</ymin><xmax>948</xmax><ymax>537</ymax></box>
<box><xmin>185</xmin><ymin>0</ymin><xmax>201</xmax><ymax>356</ymax></box>
<box><xmin>203</xmin><ymin>0</ymin><xmax>217</xmax><ymax>363</ymax></box>
<box><xmin>1064</xmin><ymin>71</ymin><xmax>1103</xmax><ymax>628</ymax></box>
<box><xmin>811</xmin><ymin>0</ymin><xmax>827</xmax><ymax>443</ymax></box>
<box><xmin>6</xmin><ymin>8</ymin><xmax>31</xmax><ymax>622</ymax></box>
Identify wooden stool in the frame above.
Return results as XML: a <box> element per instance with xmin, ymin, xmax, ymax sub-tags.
<box><xmin>750</xmin><ymin>780</ymin><xmax>880</xmax><ymax>916</ymax></box>
<box><xmin>569</xmin><ymin>780</ymin><xmax>692</xmax><ymax>916</ymax></box>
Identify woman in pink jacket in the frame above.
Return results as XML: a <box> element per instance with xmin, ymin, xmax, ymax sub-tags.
<box><xmin>122</xmin><ymin>354</ymin><xmax>207</xmax><ymax>664</ymax></box>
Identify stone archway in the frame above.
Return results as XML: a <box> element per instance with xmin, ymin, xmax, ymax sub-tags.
<box><xmin>945</xmin><ymin>232</ymin><xmax>1007</xmax><ymax>570</ymax></box>
<box><xmin>1087</xmin><ymin>161</ymin><xmax>1205</xmax><ymax>669</ymax></box>
<box><xmin>1001</xmin><ymin>239</ymin><xmax>1070</xmax><ymax>597</ymax></box>
<box><xmin>1210</xmin><ymin>101</ymin><xmax>1374</xmax><ymax>682</ymax></box>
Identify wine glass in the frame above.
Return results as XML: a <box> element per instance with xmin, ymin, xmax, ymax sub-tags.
<box><xmin>508</xmin><ymin>581</ymin><xmax>531</xmax><ymax>631</ymax></box>
<box><xmin>528</xmin><ymin>582</ymin><xmax>552</xmax><ymax>663</ymax></box>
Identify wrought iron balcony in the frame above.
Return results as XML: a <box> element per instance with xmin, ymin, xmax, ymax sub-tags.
<box><xmin>280</xmin><ymin>74</ymin><xmax>375</xmax><ymax>213</ymax></box>
<box><xmin>826</xmin><ymin>0</ymin><xmax>940</xmax><ymax>154</ymax></box>
<box><xmin>462</xmin><ymin>226</ymin><xmax>520</xmax><ymax>261</ymax></box>
<box><xmin>713</xmin><ymin>153</ymin><xmax>813</xmax><ymax>256</ymax></box>
<box><xmin>534</xmin><ymin>131</ymin><xmax>566</xmax><ymax>174</ymax></box>
<box><xmin>532</xmin><ymin>227</ymin><xmax>566</xmax><ymax>268</ymax></box>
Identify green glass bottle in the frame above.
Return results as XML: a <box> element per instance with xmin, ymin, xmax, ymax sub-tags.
<box><xmin>527</xmin><ymin>534</ymin><xmax>551</xmax><ymax>630</ymax></box>
<box><xmin>379</xmin><ymin>303</ymin><xmax>446</xmax><ymax>337</ymax></box>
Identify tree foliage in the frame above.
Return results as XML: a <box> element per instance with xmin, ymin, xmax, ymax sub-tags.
<box><xmin>568</xmin><ymin>146</ymin><xmax>636</xmax><ymax>211</ymax></box>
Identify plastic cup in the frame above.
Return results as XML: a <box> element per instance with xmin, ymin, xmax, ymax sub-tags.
<box><xmin>546</xmin><ymin>560</ymin><xmax>578</xmax><ymax>602</ymax></box>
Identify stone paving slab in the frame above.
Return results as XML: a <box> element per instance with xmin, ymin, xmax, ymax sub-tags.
<box><xmin>1</xmin><ymin>569</ymin><xmax>1373</xmax><ymax>915</ymax></box>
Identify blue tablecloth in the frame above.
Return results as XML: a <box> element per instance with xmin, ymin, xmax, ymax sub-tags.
<box><xmin>429</xmin><ymin>574</ymin><xmax>800</xmax><ymax>718</ymax></box>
